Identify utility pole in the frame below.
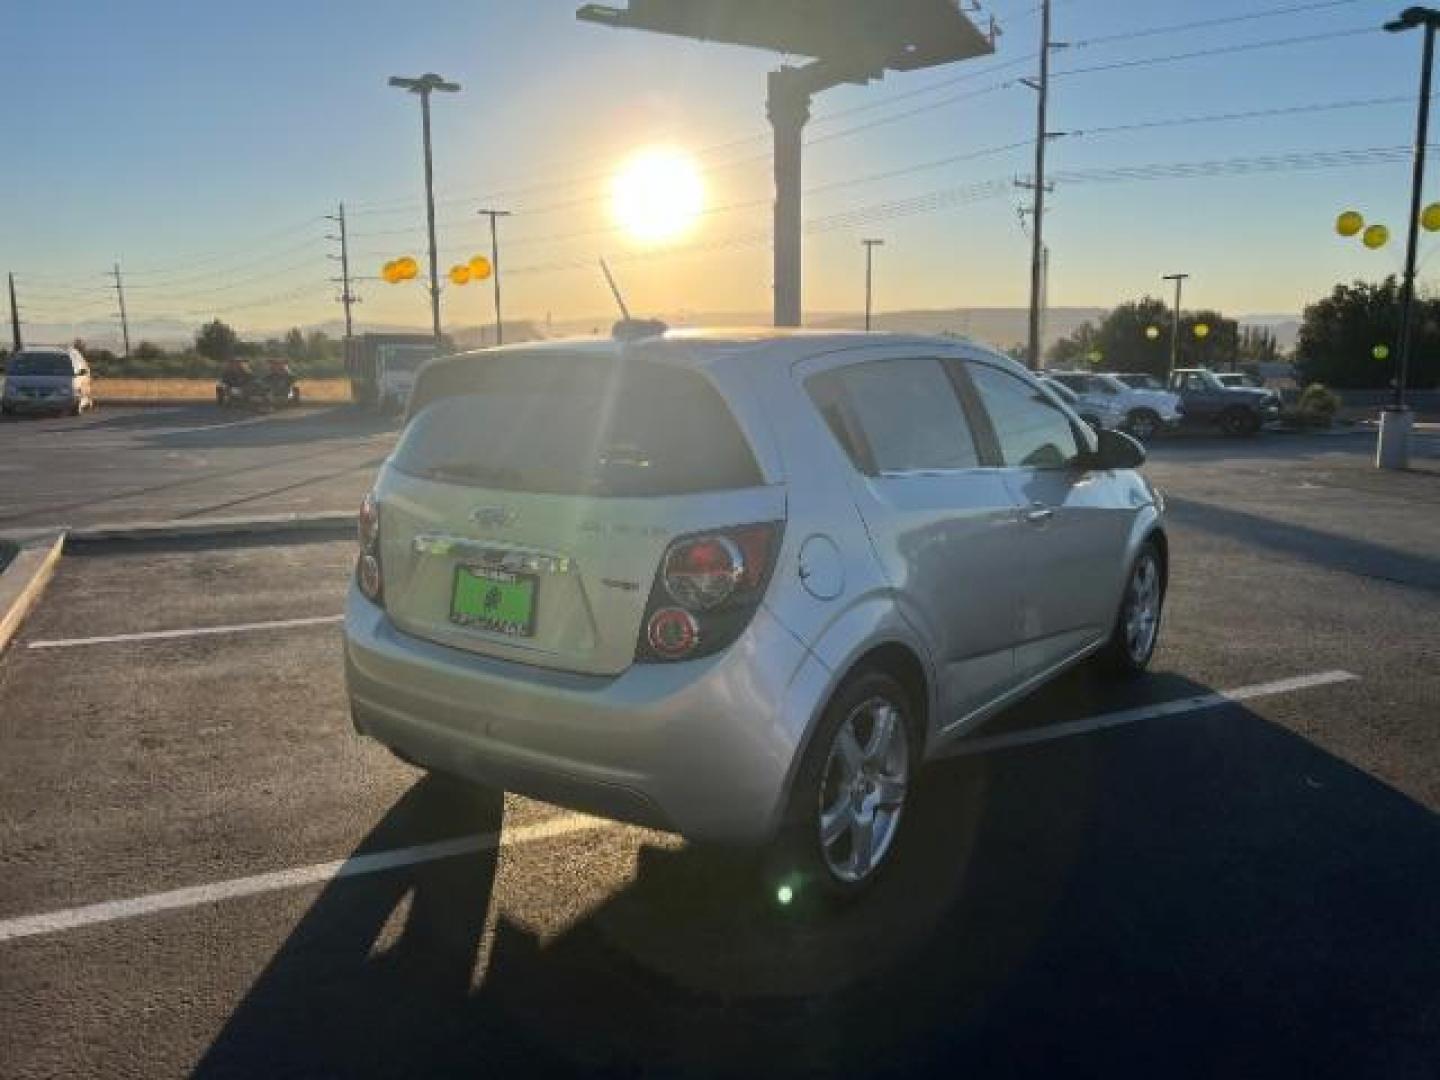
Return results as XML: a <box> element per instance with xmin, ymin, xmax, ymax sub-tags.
<box><xmin>862</xmin><ymin>238</ymin><xmax>884</xmax><ymax>331</ymax></box>
<box><xmin>110</xmin><ymin>262</ymin><xmax>132</xmax><ymax>357</ymax></box>
<box><xmin>389</xmin><ymin>73</ymin><xmax>460</xmax><ymax>345</ymax></box>
<box><xmin>1378</xmin><ymin>5</ymin><xmax>1440</xmax><ymax>470</ymax></box>
<box><xmin>7</xmin><ymin>273</ymin><xmax>20</xmax><ymax>350</ymax></box>
<box><xmin>477</xmin><ymin>209</ymin><xmax>511</xmax><ymax>346</ymax></box>
<box><xmin>1022</xmin><ymin>0</ymin><xmax>1054</xmax><ymax>371</ymax></box>
<box><xmin>1163</xmin><ymin>273</ymin><xmax>1189</xmax><ymax>379</ymax></box>
<box><xmin>326</xmin><ymin>201</ymin><xmax>358</xmax><ymax>338</ymax></box>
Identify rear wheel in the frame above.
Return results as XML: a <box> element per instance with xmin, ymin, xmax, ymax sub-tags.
<box><xmin>1125</xmin><ymin>409</ymin><xmax>1160</xmax><ymax>442</ymax></box>
<box><xmin>1099</xmin><ymin>540</ymin><xmax>1164</xmax><ymax>676</ymax></box>
<box><xmin>774</xmin><ymin>669</ymin><xmax>917</xmax><ymax>901</ymax></box>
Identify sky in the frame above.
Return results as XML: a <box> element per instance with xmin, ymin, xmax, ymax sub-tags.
<box><xmin>0</xmin><ymin>0</ymin><xmax>1427</xmax><ymax>342</ymax></box>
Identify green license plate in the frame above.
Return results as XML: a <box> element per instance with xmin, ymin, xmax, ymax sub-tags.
<box><xmin>449</xmin><ymin>565</ymin><xmax>537</xmax><ymax>637</ymax></box>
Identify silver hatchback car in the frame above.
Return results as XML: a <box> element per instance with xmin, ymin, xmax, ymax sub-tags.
<box><xmin>344</xmin><ymin>330</ymin><xmax>1167</xmax><ymax>895</ymax></box>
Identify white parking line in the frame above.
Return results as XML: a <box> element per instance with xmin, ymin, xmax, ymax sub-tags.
<box><xmin>944</xmin><ymin>669</ymin><xmax>1358</xmax><ymax>757</ymax></box>
<box><xmin>0</xmin><ymin>669</ymin><xmax>1358</xmax><ymax>944</ymax></box>
<box><xmin>0</xmin><ymin>814</ymin><xmax>611</xmax><ymax>943</ymax></box>
<box><xmin>27</xmin><ymin>614</ymin><xmax>343</xmax><ymax>650</ymax></box>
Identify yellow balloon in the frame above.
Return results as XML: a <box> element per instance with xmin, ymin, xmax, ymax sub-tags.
<box><xmin>1423</xmin><ymin>203</ymin><xmax>1440</xmax><ymax>233</ymax></box>
<box><xmin>1145</xmin><ymin>326</ymin><xmax>1161</xmax><ymax>341</ymax></box>
<box><xmin>468</xmin><ymin>255</ymin><xmax>493</xmax><ymax>281</ymax></box>
<box><xmin>1373</xmin><ymin>344</ymin><xmax>1391</xmax><ymax>361</ymax></box>
<box><xmin>1336</xmin><ymin>210</ymin><xmax>1364</xmax><ymax>238</ymax></box>
<box><xmin>448</xmin><ymin>264</ymin><xmax>471</xmax><ymax>285</ymax></box>
<box><xmin>1363</xmin><ymin>224</ymin><xmax>1390</xmax><ymax>250</ymax></box>
<box><xmin>381</xmin><ymin>260</ymin><xmax>400</xmax><ymax>284</ymax></box>
<box><xmin>1193</xmin><ymin>323</ymin><xmax>1210</xmax><ymax>340</ymax></box>
<box><xmin>397</xmin><ymin>256</ymin><xmax>420</xmax><ymax>280</ymax></box>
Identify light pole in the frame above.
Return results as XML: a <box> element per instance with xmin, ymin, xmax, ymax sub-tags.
<box><xmin>1162</xmin><ymin>273</ymin><xmax>1189</xmax><ymax>379</ymax></box>
<box><xmin>862</xmin><ymin>238</ymin><xmax>884</xmax><ymax>331</ymax></box>
<box><xmin>1378</xmin><ymin>6</ymin><xmax>1440</xmax><ymax>469</ymax></box>
<box><xmin>388</xmin><ymin>73</ymin><xmax>460</xmax><ymax>345</ymax></box>
<box><xmin>477</xmin><ymin>209</ymin><xmax>511</xmax><ymax>346</ymax></box>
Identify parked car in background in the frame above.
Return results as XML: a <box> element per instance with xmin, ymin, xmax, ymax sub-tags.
<box><xmin>1048</xmin><ymin>371</ymin><xmax>1182</xmax><ymax>441</ymax></box>
<box><xmin>1040</xmin><ymin>375</ymin><xmax>1125</xmax><ymax>432</ymax></box>
<box><xmin>1168</xmin><ymin>368</ymin><xmax>1281</xmax><ymax>436</ymax></box>
<box><xmin>345</xmin><ymin>330</ymin><xmax>1168</xmax><ymax>897</ymax></box>
<box><xmin>1113</xmin><ymin>373</ymin><xmax>1167</xmax><ymax>392</ymax></box>
<box><xmin>1</xmin><ymin>345</ymin><xmax>93</xmax><ymax>417</ymax></box>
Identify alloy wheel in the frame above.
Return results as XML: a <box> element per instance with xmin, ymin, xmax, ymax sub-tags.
<box><xmin>1124</xmin><ymin>553</ymin><xmax>1162</xmax><ymax>663</ymax></box>
<box><xmin>817</xmin><ymin>696</ymin><xmax>910</xmax><ymax>885</ymax></box>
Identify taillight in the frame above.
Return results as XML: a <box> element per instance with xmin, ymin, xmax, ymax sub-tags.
<box><xmin>638</xmin><ymin>522</ymin><xmax>780</xmax><ymax>662</ymax></box>
<box><xmin>356</xmin><ymin>491</ymin><xmax>383</xmax><ymax>605</ymax></box>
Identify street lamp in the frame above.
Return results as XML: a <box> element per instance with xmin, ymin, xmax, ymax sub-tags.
<box><xmin>862</xmin><ymin>238</ymin><xmax>884</xmax><ymax>331</ymax></box>
<box><xmin>1377</xmin><ymin>5</ymin><xmax>1440</xmax><ymax>468</ymax></box>
<box><xmin>1161</xmin><ymin>273</ymin><xmax>1189</xmax><ymax>379</ymax></box>
<box><xmin>388</xmin><ymin>73</ymin><xmax>461</xmax><ymax>345</ymax></box>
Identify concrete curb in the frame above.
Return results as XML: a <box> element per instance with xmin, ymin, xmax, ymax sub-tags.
<box><xmin>0</xmin><ymin>532</ymin><xmax>65</xmax><ymax>655</ymax></box>
<box><xmin>64</xmin><ymin>512</ymin><xmax>356</xmax><ymax>546</ymax></box>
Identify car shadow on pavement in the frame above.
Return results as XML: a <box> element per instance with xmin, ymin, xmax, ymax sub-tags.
<box><xmin>195</xmin><ymin>681</ymin><xmax>1440</xmax><ymax>1079</ymax></box>
<box><xmin>1165</xmin><ymin>494</ymin><xmax>1440</xmax><ymax>593</ymax></box>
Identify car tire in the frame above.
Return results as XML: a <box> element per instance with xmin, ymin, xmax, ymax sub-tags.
<box><xmin>772</xmin><ymin>668</ymin><xmax>919</xmax><ymax>903</ymax></box>
<box><xmin>1219</xmin><ymin>407</ymin><xmax>1259</xmax><ymax>437</ymax></box>
<box><xmin>1125</xmin><ymin>409</ymin><xmax>1160</xmax><ymax>442</ymax></box>
<box><xmin>1099</xmin><ymin>539</ymin><xmax>1165</xmax><ymax>678</ymax></box>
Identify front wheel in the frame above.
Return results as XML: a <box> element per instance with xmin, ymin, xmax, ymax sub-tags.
<box><xmin>1099</xmin><ymin>540</ymin><xmax>1165</xmax><ymax>677</ymax></box>
<box><xmin>774</xmin><ymin>669</ymin><xmax>917</xmax><ymax>901</ymax></box>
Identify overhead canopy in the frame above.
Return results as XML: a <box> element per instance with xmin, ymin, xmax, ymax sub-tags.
<box><xmin>576</xmin><ymin>0</ymin><xmax>994</xmax><ymax>73</ymax></box>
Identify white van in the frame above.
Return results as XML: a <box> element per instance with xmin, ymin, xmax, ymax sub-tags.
<box><xmin>2</xmin><ymin>346</ymin><xmax>94</xmax><ymax>417</ymax></box>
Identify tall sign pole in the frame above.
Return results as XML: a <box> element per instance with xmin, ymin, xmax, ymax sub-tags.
<box><xmin>1378</xmin><ymin>7</ymin><xmax>1440</xmax><ymax>469</ymax></box>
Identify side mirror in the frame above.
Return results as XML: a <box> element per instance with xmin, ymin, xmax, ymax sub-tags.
<box><xmin>1089</xmin><ymin>428</ymin><xmax>1146</xmax><ymax>470</ymax></box>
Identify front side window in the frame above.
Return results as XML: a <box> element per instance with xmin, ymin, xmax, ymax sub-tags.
<box><xmin>966</xmin><ymin>363</ymin><xmax>1081</xmax><ymax>469</ymax></box>
<box><xmin>807</xmin><ymin>357</ymin><xmax>981</xmax><ymax>474</ymax></box>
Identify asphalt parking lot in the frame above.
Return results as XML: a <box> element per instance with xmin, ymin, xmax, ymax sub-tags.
<box><xmin>1</xmin><ymin>418</ymin><xmax>1437</xmax><ymax>1077</ymax></box>
<box><xmin>0</xmin><ymin>405</ymin><xmax>396</xmax><ymax>530</ymax></box>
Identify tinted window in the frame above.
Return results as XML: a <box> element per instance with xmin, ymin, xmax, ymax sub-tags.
<box><xmin>967</xmin><ymin>363</ymin><xmax>1081</xmax><ymax>469</ymax></box>
<box><xmin>1050</xmin><ymin>373</ymin><xmax>1087</xmax><ymax>394</ymax></box>
<box><xmin>8</xmin><ymin>352</ymin><xmax>72</xmax><ymax>376</ymax></box>
<box><xmin>394</xmin><ymin>354</ymin><xmax>761</xmax><ymax>496</ymax></box>
<box><xmin>807</xmin><ymin>357</ymin><xmax>980</xmax><ymax>473</ymax></box>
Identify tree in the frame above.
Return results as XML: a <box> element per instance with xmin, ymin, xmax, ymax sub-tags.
<box><xmin>133</xmin><ymin>340</ymin><xmax>165</xmax><ymax>361</ymax></box>
<box><xmin>1237</xmin><ymin>326</ymin><xmax>1280</xmax><ymax>366</ymax></box>
<box><xmin>283</xmin><ymin>327</ymin><xmax>307</xmax><ymax>363</ymax></box>
<box><xmin>304</xmin><ymin>329</ymin><xmax>334</xmax><ymax>364</ymax></box>
<box><xmin>195</xmin><ymin>319</ymin><xmax>240</xmax><ymax>364</ymax></box>
<box><xmin>1296</xmin><ymin>277</ymin><xmax>1440</xmax><ymax>389</ymax></box>
<box><xmin>1048</xmin><ymin>298</ymin><xmax>1239</xmax><ymax>373</ymax></box>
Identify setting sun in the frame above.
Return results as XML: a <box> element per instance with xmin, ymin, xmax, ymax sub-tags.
<box><xmin>611</xmin><ymin>147</ymin><xmax>704</xmax><ymax>244</ymax></box>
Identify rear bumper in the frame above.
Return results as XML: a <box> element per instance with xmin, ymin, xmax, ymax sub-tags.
<box><xmin>3</xmin><ymin>397</ymin><xmax>72</xmax><ymax>414</ymax></box>
<box><xmin>343</xmin><ymin>583</ymin><xmax>816</xmax><ymax>844</ymax></box>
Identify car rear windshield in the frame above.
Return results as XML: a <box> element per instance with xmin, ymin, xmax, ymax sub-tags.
<box><xmin>7</xmin><ymin>352</ymin><xmax>71</xmax><ymax>376</ymax></box>
<box><xmin>393</xmin><ymin>353</ymin><xmax>763</xmax><ymax>497</ymax></box>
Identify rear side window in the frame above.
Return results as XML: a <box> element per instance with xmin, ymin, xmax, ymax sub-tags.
<box><xmin>966</xmin><ymin>363</ymin><xmax>1081</xmax><ymax>469</ymax></box>
<box><xmin>393</xmin><ymin>354</ymin><xmax>762</xmax><ymax>497</ymax></box>
<box><xmin>806</xmin><ymin>357</ymin><xmax>981</xmax><ymax>474</ymax></box>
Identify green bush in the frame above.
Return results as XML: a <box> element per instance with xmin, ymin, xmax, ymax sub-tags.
<box><xmin>1297</xmin><ymin>383</ymin><xmax>1341</xmax><ymax>427</ymax></box>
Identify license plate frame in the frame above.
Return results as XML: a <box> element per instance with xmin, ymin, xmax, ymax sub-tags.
<box><xmin>449</xmin><ymin>564</ymin><xmax>538</xmax><ymax>638</ymax></box>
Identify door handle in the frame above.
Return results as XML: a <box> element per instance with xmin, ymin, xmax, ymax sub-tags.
<box><xmin>1023</xmin><ymin>503</ymin><xmax>1055</xmax><ymax>525</ymax></box>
